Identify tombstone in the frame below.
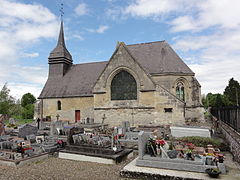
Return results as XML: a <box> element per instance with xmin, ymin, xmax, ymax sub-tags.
<box><xmin>36</xmin><ymin>136</ymin><xmax>45</xmax><ymax>144</ymax></box>
<box><xmin>122</xmin><ymin>121</ymin><xmax>130</xmax><ymax>134</ymax></box>
<box><xmin>138</xmin><ymin>131</ymin><xmax>152</xmax><ymax>160</ymax></box>
<box><xmin>72</xmin><ymin>134</ymin><xmax>81</xmax><ymax>144</ymax></box>
<box><xmin>9</xmin><ymin>118</ymin><xmax>16</xmax><ymax>125</ymax></box>
<box><xmin>0</xmin><ymin>118</ymin><xmax>5</xmax><ymax>136</ymax></box>
<box><xmin>218</xmin><ymin>162</ymin><xmax>227</xmax><ymax>174</ymax></box>
<box><xmin>167</xmin><ymin>150</ymin><xmax>178</xmax><ymax>159</ymax></box>
<box><xmin>50</xmin><ymin>120</ymin><xmax>69</xmax><ymax>135</ymax></box>
<box><xmin>18</xmin><ymin>124</ymin><xmax>38</xmax><ymax>138</ymax></box>
<box><xmin>67</xmin><ymin>127</ymin><xmax>84</xmax><ymax>144</ymax></box>
<box><xmin>160</xmin><ymin>146</ymin><xmax>169</xmax><ymax>158</ymax></box>
<box><xmin>26</xmin><ymin>134</ymin><xmax>36</xmax><ymax>143</ymax></box>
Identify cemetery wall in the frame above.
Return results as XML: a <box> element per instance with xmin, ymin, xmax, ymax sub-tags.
<box><xmin>220</xmin><ymin>121</ymin><xmax>240</xmax><ymax>163</ymax></box>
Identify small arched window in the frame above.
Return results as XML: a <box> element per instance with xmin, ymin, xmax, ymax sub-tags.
<box><xmin>176</xmin><ymin>82</ymin><xmax>185</xmax><ymax>101</ymax></box>
<box><xmin>111</xmin><ymin>71</ymin><xmax>137</xmax><ymax>100</ymax></box>
<box><xmin>57</xmin><ymin>100</ymin><xmax>61</xmax><ymax>110</ymax></box>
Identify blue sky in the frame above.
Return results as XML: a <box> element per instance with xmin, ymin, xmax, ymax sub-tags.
<box><xmin>1</xmin><ymin>0</ymin><xmax>240</xmax><ymax>99</ymax></box>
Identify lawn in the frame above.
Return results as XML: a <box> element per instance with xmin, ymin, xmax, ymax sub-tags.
<box><xmin>4</xmin><ymin>118</ymin><xmax>34</xmax><ymax>126</ymax></box>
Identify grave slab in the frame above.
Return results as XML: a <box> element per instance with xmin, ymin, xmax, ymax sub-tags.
<box><xmin>170</xmin><ymin>126</ymin><xmax>211</xmax><ymax>137</ymax></box>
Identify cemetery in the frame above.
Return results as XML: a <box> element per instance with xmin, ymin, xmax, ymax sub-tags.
<box><xmin>0</xmin><ymin>115</ymin><xmax>240</xmax><ymax>179</ymax></box>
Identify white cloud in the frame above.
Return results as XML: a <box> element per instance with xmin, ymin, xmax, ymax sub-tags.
<box><xmin>74</xmin><ymin>3</ymin><xmax>89</xmax><ymax>16</ymax></box>
<box><xmin>1</xmin><ymin>0</ymin><xmax>56</xmax><ymax>23</ymax></box>
<box><xmin>0</xmin><ymin>64</ymin><xmax>48</xmax><ymax>99</ymax></box>
<box><xmin>21</xmin><ymin>52</ymin><xmax>39</xmax><ymax>58</ymax></box>
<box><xmin>88</xmin><ymin>25</ymin><xmax>109</xmax><ymax>33</ymax></box>
<box><xmin>0</xmin><ymin>0</ymin><xmax>58</xmax><ymax>98</ymax></box>
<box><xmin>123</xmin><ymin>0</ymin><xmax>240</xmax><ymax>94</ymax></box>
<box><xmin>170</xmin><ymin>0</ymin><xmax>240</xmax><ymax>32</ymax></box>
<box><xmin>173</xmin><ymin>29</ymin><xmax>240</xmax><ymax>94</ymax></box>
<box><xmin>73</xmin><ymin>34</ymin><xmax>84</xmax><ymax>41</ymax></box>
<box><xmin>7</xmin><ymin>82</ymin><xmax>44</xmax><ymax>100</ymax></box>
<box><xmin>189</xmin><ymin>58</ymin><xmax>240</xmax><ymax>94</ymax></box>
<box><xmin>124</xmin><ymin>0</ymin><xmax>196</xmax><ymax>18</ymax></box>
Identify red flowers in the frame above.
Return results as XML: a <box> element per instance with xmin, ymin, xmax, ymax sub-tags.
<box><xmin>186</xmin><ymin>142</ymin><xmax>195</xmax><ymax>149</ymax></box>
<box><xmin>156</xmin><ymin>139</ymin><xmax>165</xmax><ymax>146</ymax></box>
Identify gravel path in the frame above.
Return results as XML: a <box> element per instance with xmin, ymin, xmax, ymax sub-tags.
<box><xmin>0</xmin><ymin>157</ymin><xmax>132</xmax><ymax>180</ymax></box>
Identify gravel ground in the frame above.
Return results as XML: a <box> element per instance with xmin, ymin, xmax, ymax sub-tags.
<box><xmin>0</xmin><ymin>156</ymin><xmax>133</xmax><ymax>180</ymax></box>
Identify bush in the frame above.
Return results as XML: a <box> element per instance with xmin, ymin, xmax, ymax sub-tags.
<box><xmin>204</xmin><ymin>111</ymin><xmax>212</xmax><ymax>119</ymax></box>
<box><xmin>176</xmin><ymin>136</ymin><xmax>221</xmax><ymax>148</ymax></box>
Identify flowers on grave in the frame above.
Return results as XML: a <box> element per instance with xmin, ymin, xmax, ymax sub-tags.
<box><xmin>156</xmin><ymin>139</ymin><xmax>165</xmax><ymax>147</ymax></box>
<box><xmin>147</xmin><ymin>138</ymin><xmax>157</xmax><ymax>156</ymax></box>
<box><xmin>186</xmin><ymin>148</ymin><xmax>194</xmax><ymax>160</ymax></box>
<box><xmin>186</xmin><ymin>142</ymin><xmax>195</xmax><ymax>149</ymax></box>
<box><xmin>217</xmin><ymin>153</ymin><xmax>224</xmax><ymax>163</ymax></box>
<box><xmin>206</xmin><ymin>153</ymin><xmax>215</xmax><ymax>156</ymax></box>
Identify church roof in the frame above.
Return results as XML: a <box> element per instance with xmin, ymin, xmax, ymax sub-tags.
<box><xmin>126</xmin><ymin>41</ymin><xmax>194</xmax><ymax>75</ymax></box>
<box><xmin>39</xmin><ymin>41</ymin><xmax>194</xmax><ymax>98</ymax></box>
<box><xmin>48</xmin><ymin>21</ymin><xmax>72</xmax><ymax>64</ymax></box>
<box><xmin>39</xmin><ymin>61</ymin><xmax>107</xmax><ymax>98</ymax></box>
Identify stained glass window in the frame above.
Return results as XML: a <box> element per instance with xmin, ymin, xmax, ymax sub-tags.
<box><xmin>111</xmin><ymin>71</ymin><xmax>137</xmax><ymax>100</ymax></box>
<box><xmin>176</xmin><ymin>82</ymin><xmax>185</xmax><ymax>101</ymax></box>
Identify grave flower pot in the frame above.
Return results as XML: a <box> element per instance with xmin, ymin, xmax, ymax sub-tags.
<box><xmin>205</xmin><ymin>168</ymin><xmax>221</xmax><ymax>178</ymax></box>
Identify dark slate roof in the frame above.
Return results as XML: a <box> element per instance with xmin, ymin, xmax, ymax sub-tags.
<box><xmin>49</xmin><ymin>21</ymin><xmax>72</xmax><ymax>64</ymax></box>
<box><xmin>39</xmin><ymin>41</ymin><xmax>194</xmax><ymax>98</ymax></box>
<box><xmin>126</xmin><ymin>41</ymin><xmax>194</xmax><ymax>75</ymax></box>
<box><xmin>39</xmin><ymin>61</ymin><xmax>107</xmax><ymax>98</ymax></box>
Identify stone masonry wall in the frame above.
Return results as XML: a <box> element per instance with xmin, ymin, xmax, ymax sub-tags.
<box><xmin>42</xmin><ymin>97</ymin><xmax>94</xmax><ymax>123</ymax></box>
<box><xmin>220</xmin><ymin>121</ymin><xmax>240</xmax><ymax>163</ymax></box>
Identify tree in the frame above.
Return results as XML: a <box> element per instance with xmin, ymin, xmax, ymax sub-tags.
<box><xmin>21</xmin><ymin>104</ymin><xmax>34</xmax><ymax>119</ymax></box>
<box><xmin>203</xmin><ymin>93</ymin><xmax>230</xmax><ymax>108</ymax></box>
<box><xmin>21</xmin><ymin>93</ymin><xmax>36</xmax><ymax>119</ymax></box>
<box><xmin>0</xmin><ymin>83</ymin><xmax>15</xmax><ymax>115</ymax></box>
<box><xmin>21</xmin><ymin>93</ymin><xmax>36</xmax><ymax>108</ymax></box>
<box><xmin>224</xmin><ymin>78</ymin><xmax>240</xmax><ymax>106</ymax></box>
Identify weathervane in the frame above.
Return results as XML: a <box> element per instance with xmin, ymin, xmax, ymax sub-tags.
<box><xmin>60</xmin><ymin>3</ymin><xmax>64</xmax><ymax>20</ymax></box>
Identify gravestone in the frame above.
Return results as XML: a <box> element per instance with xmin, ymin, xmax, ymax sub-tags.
<box><xmin>138</xmin><ymin>131</ymin><xmax>152</xmax><ymax>160</ymax></box>
<box><xmin>167</xmin><ymin>150</ymin><xmax>178</xmax><ymax>159</ymax></box>
<box><xmin>50</xmin><ymin>120</ymin><xmax>69</xmax><ymax>135</ymax></box>
<box><xmin>67</xmin><ymin>127</ymin><xmax>84</xmax><ymax>144</ymax></box>
<box><xmin>18</xmin><ymin>124</ymin><xmax>38</xmax><ymax>138</ymax></box>
<box><xmin>170</xmin><ymin>126</ymin><xmax>211</xmax><ymax>137</ymax></box>
<box><xmin>26</xmin><ymin>134</ymin><xmax>36</xmax><ymax>143</ymax></box>
<box><xmin>122</xmin><ymin>121</ymin><xmax>130</xmax><ymax>134</ymax></box>
<box><xmin>0</xmin><ymin>118</ymin><xmax>5</xmax><ymax>136</ymax></box>
<box><xmin>9</xmin><ymin>118</ymin><xmax>16</xmax><ymax>125</ymax></box>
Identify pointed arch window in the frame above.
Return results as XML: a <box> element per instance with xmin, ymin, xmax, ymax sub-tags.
<box><xmin>111</xmin><ymin>71</ymin><xmax>137</xmax><ymax>100</ymax></box>
<box><xmin>176</xmin><ymin>82</ymin><xmax>185</xmax><ymax>101</ymax></box>
<box><xmin>57</xmin><ymin>100</ymin><xmax>61</xmax><ymax>110</ymax></box>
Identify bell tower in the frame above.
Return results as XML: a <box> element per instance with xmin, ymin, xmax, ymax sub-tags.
<box><xmin>48</xmin><ymin>21</ymin><xmax>72</xmax><ymax>77</ymax></box>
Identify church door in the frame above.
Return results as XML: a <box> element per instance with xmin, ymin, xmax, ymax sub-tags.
<box><xmin>75</xmin><ymin>110</ymin><xmax>80</xmax><ymax>123</ymax></box>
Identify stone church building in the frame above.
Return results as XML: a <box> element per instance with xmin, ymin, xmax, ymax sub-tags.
<box><xmin>37</xmin><ymin>22</ymin><xmax>204</xmax><ymax>127</ymax></box>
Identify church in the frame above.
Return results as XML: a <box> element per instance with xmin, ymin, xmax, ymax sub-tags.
<box><xmin>37</xmin><ymin>21</ymin><xmax>204</xmax><ymax>127</ymax></box>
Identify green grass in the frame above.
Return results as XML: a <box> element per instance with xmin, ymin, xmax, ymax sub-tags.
<box><xmin>176</xmin><ymin>136</ymin><xmax>221</xmax><ymax>148</ymax></box>
<box><xmin>3</xmin><ymin>118</ymin><xmax>34</xmax><ymax>126</ymax></box>
<box><xmin>17</xmin><ymin>118</ymin><xmax>34</xmax><ymax>125</ymax></box>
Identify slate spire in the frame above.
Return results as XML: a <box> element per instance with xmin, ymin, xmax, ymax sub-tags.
<box><xmin>48</xmin><ymin>20</ymin><xmax>72</xmax><ymax>64</ymax></box>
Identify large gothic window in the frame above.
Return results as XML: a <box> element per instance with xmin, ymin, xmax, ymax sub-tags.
<box><xmin>111</xmin><ymin>71</ymin><xmax>137</xmax><ymax>100</ymax></box>
<box><xmin>176</xmin><ymin>82</ymin><xmax>185</xmax><ymax>101</ymax></box>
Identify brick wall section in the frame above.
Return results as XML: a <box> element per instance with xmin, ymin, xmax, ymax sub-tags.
<box><xmin>219</xmin><ymin>121</ymin><xmax>240</xmax><ymax>163</ymax></box>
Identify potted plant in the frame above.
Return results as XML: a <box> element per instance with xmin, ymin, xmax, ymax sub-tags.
<box><xmin>205</xmin><ymin>168</ymin><xmax>221</xmax><ymax>178</ymax></box>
